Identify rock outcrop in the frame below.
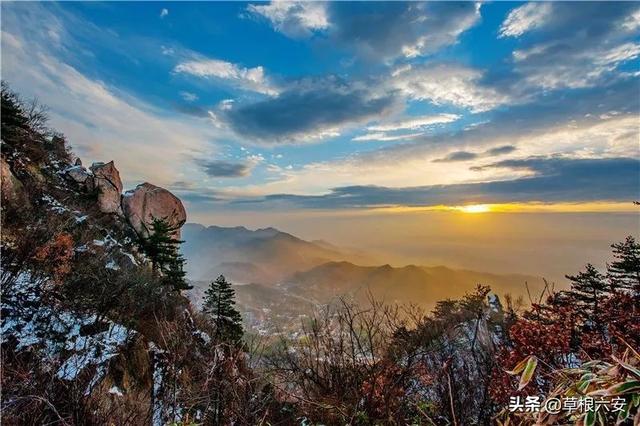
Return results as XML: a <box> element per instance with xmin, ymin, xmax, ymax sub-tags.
<box><xmin>66</xmin><ymin>165</ymin><xmax>93</xmax><ymax>186</ymax></box>
<box><xmin>90</xmin><ymin>161</ymin><xmax>123</xmax><ymax>215</ymax></box>
<box><xmin>64</xmin><ymin>158</ymin><xmax>186</xmax><ymax>238</ymax></box>
<box><xmin>122</xmin><ymin>182</ymin><xmax>187</xmax><ymax>238</ymax></box>
<box><xmin>1</xmin><ymin>156</ymin><xmax>25</xmax><ymax>204</ymax></box>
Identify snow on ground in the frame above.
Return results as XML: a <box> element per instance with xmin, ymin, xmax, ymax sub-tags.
<box><xmin>1</xmin><ymin>272</ymin><xmax>134</xmax><ymax>382</ymax></box>
<box><xmin>108</xmin><ymin>386</ymin><xmax>124</xmax><ymax>397</ymax></box>
<box><xmin>40</xmin><ymin>194</ymin><xmax>68</xmax><ymax>214</ymax></box>
<box><xmin>151</xmin><ymin>343</ymin><xmax>166</xmax><ymax>426</ymax></box>
<box><xmin>105</xmin><ymin>259</ymin><xmax>120</xmax><ymax>271</ymax></box>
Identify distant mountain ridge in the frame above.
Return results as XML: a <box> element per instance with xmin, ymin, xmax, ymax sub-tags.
<box><xmin>181</xmin><ymin>223</ymin><xmax>377</xmax><ymax>283</ymax></box>
<box><xmin>283</xmin><ymin>261</ymin><xmax>545</xmax><ymax>309</ymax></box>
<box><xmin>183</xmin><ymin>223</ymin><xmax>546</xmax><ymax>316</ymax></box>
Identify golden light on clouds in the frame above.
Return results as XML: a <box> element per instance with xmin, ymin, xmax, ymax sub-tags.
<box><xmin>365</xmin><ymin>202</ymin><xmax>637</xmax><ymax>215</ymax></box>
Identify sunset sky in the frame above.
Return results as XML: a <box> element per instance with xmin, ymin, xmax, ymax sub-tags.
<box><xmin>2</xmin><ymin>2</ymin><xmax>639</xmax><ymax>279</ymax></box>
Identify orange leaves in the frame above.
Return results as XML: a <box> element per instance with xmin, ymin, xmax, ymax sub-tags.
<box><xmin>33</xmin><ymin>232</ymin><xmax>74</xmax><ymax>282</ymax></box>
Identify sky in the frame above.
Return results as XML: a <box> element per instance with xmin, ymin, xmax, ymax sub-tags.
<box><xmin>1</xmin><ymin>1</ymin><xmax>639</xmax><ymax>279</ymax></box>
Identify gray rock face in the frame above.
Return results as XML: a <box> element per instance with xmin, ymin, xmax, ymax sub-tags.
<box><xmin>89</xmin><ymin>161</ymin><xmax>123</xmax><ymax>214</ymax></box>
<box><xmin>1</xmin><ymin>156</ymin><xmax>25</xmax><ymax>204</ymax></box>
<box><xmin>122</xmin><ymin>182</ymin><xmax>186</xmax><ymax>238</ymax></box>
<box><xmin>66</xmin><ymin>165</ymin><xmax>93</xmax><ymax>186</ymax></box>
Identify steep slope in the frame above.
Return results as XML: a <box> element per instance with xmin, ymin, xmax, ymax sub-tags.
<box><xmin>0</xmin><ymin>87</ymin><xmax>220</xmax><ymax>424</ymax></box>
<box><xmin>181</xmin><ymin>223</ymin><xmax>377</xmax><ymax>284</ymax></box>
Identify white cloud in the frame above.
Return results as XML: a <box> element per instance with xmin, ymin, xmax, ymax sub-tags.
<box><xmin>247</xmin><ymin>1</ymin><xmax>329</xmax><ymax>38</ymax></box>
<box><xmin>595</xmin><ymin>42</ymin><xmax>640</xmax><ymax>67</ymax></box>
<box><xmin>400</xmin><ymin>3</ymin><xmax>481</xmax><ymax>58</ymax></box>
<box><xmin>499</xmin><ymin>2</ymin><xmax>552</xmax><ymax>38</ymax></box>
<box><xmin>1</xmin><ymin>16</ymin><xmax>219</xmax><ymax>188</ymax></box>
<box><xmin>352</xmin><ymin>132</ymin><xmax>423</xmax><ymax>142</ymax></box>
<box><xmin>161</xmin><ymin>45</ymin><xmax>175</xmax><ymax>56</ymax></box>
<box><xmin>504</xmin><ymin>3</ymin><xmax>640</xmax><ymax>91</ymax></box>
<box><xmin>391</xmin><ymin>64</ymin><xmax>510</xmax><ymax>113</ymax></box>
<box><xmin>179</xmin><ymin>91</ymin><xmax>198</xmax><ymax>102</ymax></box>
<box><xmin>368</xmin><ymin>113</ymin><xmax>460</xmax><ymax>132</ymax></box>
<box><xmin>174</xmin><ymin>58</ymin><xmax>279</xmax><ymax>96</ymax></box>
<box><xmin>160</xmin><ymin>8</ymin><xmax>169</xmax><ymax>18</ymax></box>
<box><xmin>219</xmin><ymin>99</ymin><xmax>234</xmax><ymax>110</ymax></box>
<box><xmin>515</xmin><ymin>42</ymin><xmax>640</xmax><ymax>90</ymax></box>
<box><xmin>238</xmin><ymin>112</ymin><xmax>639</xmax><ymax>198</ymax></box>
<box><xmin>622</xmin><ymin>8</ymin><xmax>640</xmax><ymax>31</ymax></box>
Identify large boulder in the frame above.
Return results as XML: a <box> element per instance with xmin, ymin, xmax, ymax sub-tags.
<box><xmin>122</xmin><ymin>182</ymin><xmax>186</xmax><ymax>238</ymax></box>
<box><xmin>66</xmin><ymin>165</ymin><xmax>93</xmax><ymax>186</ymax></box>
<box><xmin>1</xmin><ymin>156</ymin><xmax>25</xmax><ymax>205</ymax></box>
<box><xmin>90</xmin><ymin>161</ymin><xmax>123</xmax><ymax>214</ymax></box>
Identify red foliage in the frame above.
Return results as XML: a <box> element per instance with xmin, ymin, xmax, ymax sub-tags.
<box><xmin>33</xmin><ymin>232</ymin><xmax>74</xmax><ymax>283</ymax></box>
<box><xmin>599</xmin><ymin>292</ymin><xmax>640</xmax><ymax>351</ymax></box>
<box><xmin>490</xmin><ymin>291</ymin><xmax>640</xmax><ymax>404</ymax></box>
<box><xmin>489</xmin><ymin>315</ymin><xmax>572</xmax><ymax>404</ymax></box>
<box><xmin>360</xmin><ymin>361</ymin><xmax>405</xmax><ymax>419</ymax></box>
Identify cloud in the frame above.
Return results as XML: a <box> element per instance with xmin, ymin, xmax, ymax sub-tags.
<box><xmin>352</xmin><ymin>113</ymin><xmax>461</xmax><ymax>142</ymax></box>
<box><xmin>367</xmin><ymin>113</ymin><xmax>460</xmax><ymax>132</ymax></box>
<box><xmin>0</xmin><ymin>3</ymin><xmax>218</xmax><ymax>188</ymax></box>
<box><xmin>391</xmin><ymin>64</ymin><xmax>510</xmax><ymax>112</ymax></box>
<box><xmin>352</xmin><ymin>132</ymin><xmax>423</xmax><ymax>142</ymax></box>
<box><xmin>174</xmin><ymin>57</ymin><xmax>278</xmax><ymax>95</ymax></box>
<box><xmin>170</xmin><ymin>181</ymin><xmax>195</xmax><ymax>190</ymax></box>
<box><xmin>248</xmin><ymin>1</ymin><xmax>480</xmax><ymax>61</ymax></box>
<box><xmin>329</xmin><ymin>2</ymin><xmax>481</xmax><ymax>60</ymax></box>
<box><xmin>434</xmin><ymin>145</ymin><xmax>517</xmax><ymax>163</ymax></box>
<box><xmin>247</xmin><ymin>1</ymin><xmax>329</xmax><ymax>38</ymax></box>
<box><xmin>240</xmin><ymin>157</ymin><xmax>640</xmax><ymax>208</ymax></box>
<box><xmin>174</xmin><ymin>186</ymin><xmax>227</xmax><ymax>204</ymax></box>
<box><xmin>222</xmin><ymin>79</ymin><xmax>398</xmax><ymax>144</ymax></box>
<box><xmin>197</xmin><ymin>160</ymin><xmax>253</xmax><ymax>178</ymax></box>
<box><xmin>499</xmin><ymin>3</ymin><xmax>551</xmax><ymax>38</ymax></box>
<box><xmin>502</xmin><ymin>3</ymin><xmax>640</xmax><ymax>90</ymax></box>
<box><xmin>160</xmin><ymin>8</ymin><xmax>169</xmax><ymax>18</ymax></box>
<box><xmin>179</xmin><ymin>91</ymin><xmax>198</xmax><ymax>102</ymax></box>
<box><xmin>433</xmin><ymin>151</ymin><xmax>478</xmax><ymax>163</ymax></box>
<box><xmin>485</xmin><ymin>145</ymin><xmax>517</xmax><ymax>156</ymax></box>
<box><xmin>233</xmin><ymin>78</ymin><xmax>639</xmax><ymax>198</ymax></box>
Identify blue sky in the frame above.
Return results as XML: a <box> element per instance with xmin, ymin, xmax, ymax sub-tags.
<box><xmin>2</xmin><ymin>1</ymin><xmax>639</xmax><ymax>218</ymax></box>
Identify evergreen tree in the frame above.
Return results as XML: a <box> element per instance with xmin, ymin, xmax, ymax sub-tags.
<box><xmin>203</xmin><ymin>275</ymin><xmax>243</xmax><ymax>343</ymax></box>
<box><xmin>142</xmin><ymin>217</ymin><xmax>192</xmax><ymax>291</ymax></box>
<box><xmin>566</xmin><ymin>263</ymin><xmax>608</xmax><ymax>328</ymax></box>
<box><xmin>607</xmin><ymin>236</ymin><xmax>640</xmax><ymax>295</ymax></box>
<box><xmin>1</xmin><ymin>82</ymin><xmax>29</xmax><ymax>133</ymax></box>
<box><xmin>162</xmin><ymin>251</ymin><xmax>191</xmax><ymax>291</ymax></box>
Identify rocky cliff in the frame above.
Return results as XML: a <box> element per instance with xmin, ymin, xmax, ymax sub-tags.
<box><xmin>0</xmin><ymin>87</ymin><xmax>220</xmax><ymax>425</ymax></box>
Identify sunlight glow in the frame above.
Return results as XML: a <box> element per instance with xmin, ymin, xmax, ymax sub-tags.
<box><xmin>457</xmin><ymin>204</ymin><xmax>492</xmax><ymax>214</ymax></box>
<box><xmin>358</xmin><ymin>202</ymin><xmax>637</xmax><ymax>216</ymax></box>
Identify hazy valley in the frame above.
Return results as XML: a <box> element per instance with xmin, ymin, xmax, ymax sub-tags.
<box><xmin>182</xmin><ymin>223</ymin><xmax>547</xmax><ymax>334</ymax></box>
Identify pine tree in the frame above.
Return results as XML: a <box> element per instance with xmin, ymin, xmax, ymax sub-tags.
<box><xmin>203</xmin><ymin>275</ymin><xmax>243</xmax><ymax>343</ymax></box>
<box><xmin>162</xmin><ymin>251</ymin><xmax>191</xmax><ymax>291</ymax></box>
<box><xmin>607</xmin><ymin>236</ymin><xmax>640</xmax><ymax>295</ymax></box>
<box><xmin>142</xmin><ymin>217</ymin><xmax>192</xmax><ymax>291</ymax></box>
<box><xmin>566</xmin><ymin>263</ymin><xmax>608</xmax><ymax>329</ymax></box>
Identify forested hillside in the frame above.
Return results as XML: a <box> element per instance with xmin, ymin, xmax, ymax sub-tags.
<box><xmin>2</xmin><ymin>86</ymin><xmax>639</xmax><ymax>425</ymax></box>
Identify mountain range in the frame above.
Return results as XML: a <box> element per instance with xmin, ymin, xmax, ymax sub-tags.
<box><xmin>182</xmin><ymin>223</ymin><xmax>546</xmax><ymax>333</ymax></box>
<box><xmin>181</xmin><ymin>223</ymin><xmax>376</xmax><ymax>284</ymax></box>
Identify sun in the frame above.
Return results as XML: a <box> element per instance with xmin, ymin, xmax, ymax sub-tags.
<box><xmin>457</xmin><ymin>204</ymin><xmax>491</xmax><ymax>214</ymax></box>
